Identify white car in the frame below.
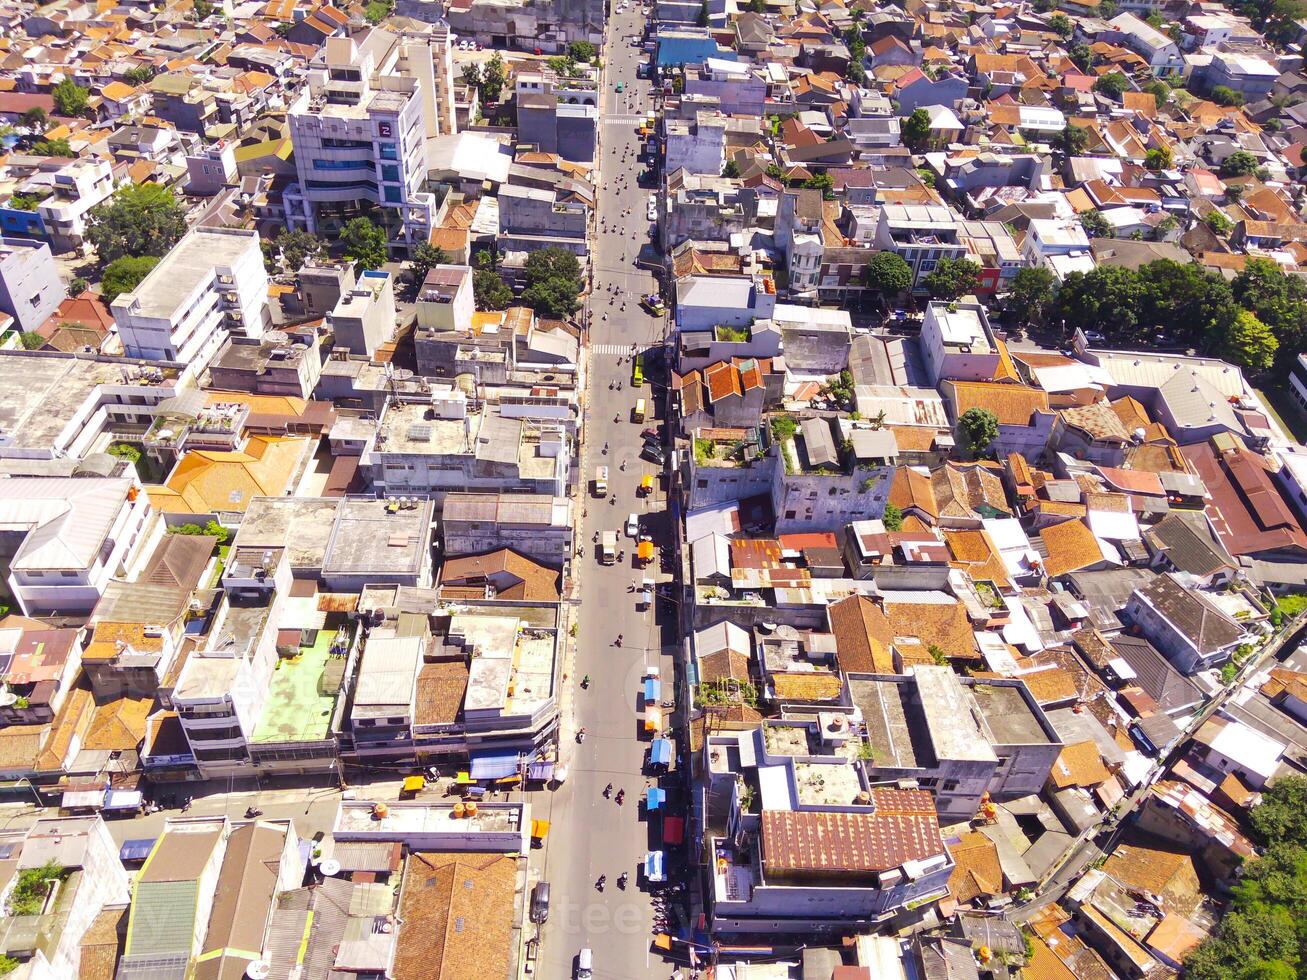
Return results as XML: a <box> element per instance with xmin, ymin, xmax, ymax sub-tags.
<box><xmin>647</xmin><ymin>201</ymin><xmax>657</xmax><ymax>221</ymax></box>
<box><xmin>625</xmin><ymin>513</ymin><xmax>640</xmax><ymax>538</ymax></box>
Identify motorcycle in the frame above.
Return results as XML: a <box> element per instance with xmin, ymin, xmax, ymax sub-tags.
<box><xmin>245</xmin><ymin>806</ymin><xmax>263</xmax><ymax>818</ymax></box>
<box><xmin>577</xmin><ymin>728</ymin><xmax>587</xmax><ymax>743</ymax></box>
<box><xmin>615</xmin><ymin>789</ymin><xmax>625</xmax><ymax>805</ymax></box>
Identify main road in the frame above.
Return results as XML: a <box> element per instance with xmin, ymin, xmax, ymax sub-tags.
<box><xmin>534</xmin><ymin>5</ymin><xmax>677</xmax><ymax>979</ymax></box>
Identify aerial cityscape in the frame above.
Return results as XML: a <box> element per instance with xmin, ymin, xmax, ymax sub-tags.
<box><xmin>0</xmin><ymin>0</ymin><xmax>1306</xmax><ymax>975</ymax></box>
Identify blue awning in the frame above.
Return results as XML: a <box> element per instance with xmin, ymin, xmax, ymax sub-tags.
<box><xmin>527</xmin><ymin>762</ymin><xmax>554</xmax><ymax>781</ymax></box>
<box><xmin>650</xmin><ymin>739</ymin><xmax>672</xmax><ymax>766</ymax></box>
<box><xmin>643</xmin><ymin>677</ymin><xmax>660</xmax><ymax>703</ymax></box>
<box><xmin>646</xmin><ymin>787</ymin><xmax>665</xmax><ymax>811</ymax></box>
<box><xmin>119</xmin><ymin>839</ymin><xmax>155</xmax><ymax>863</ymax></box>
<box><xmin>470</xmin><ymin>752</ymin><xmax>521</xmax><ymax>780</ymax></box>
<box><xmin>644</xmin><ymin>850</ymin><xmax>666</xmax><ymax>881</ymax></box>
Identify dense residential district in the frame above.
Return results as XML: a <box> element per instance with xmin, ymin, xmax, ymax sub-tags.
<box><xmin>8</xmin><ymin>0</ymin><xmax>1307</xmax><ymax>977</ymax></box>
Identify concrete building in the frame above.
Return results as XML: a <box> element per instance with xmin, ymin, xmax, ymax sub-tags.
<box><xmin>846</xmin><ymin>667</ymin><xmax>1063</xmax><ymax>822</ymax></box>
<box><xmin>775</xmin><ymin>189</ymin><xmax>825</xmax><ymax>299</ymax></box>
<box><xmin>442</xmin><ymin>492</ymin><xmax>573</xmax><ymax>567</ymax></box>
<box><xmin>415</xmin><ymin>264</ymin><xmax>474</xmax><ymax>337</ymax></box>
<box><xmin>514</xmin><ymin>68</ymin><xmax>599</xmax><ymax>161</ymax></box>
<box><xmin>328</xmin><ymin>269</ymin><xmax>396</xmax><ymax>358</ymax></box>
<box><xmin>0</xmin><ymin>477</ymin><xmax>151</xmax><ymax>617</ymax></box>
<box><xmin>919</xmin><ymin>299</ymin><xmax>1003</xmax><ymax>385</ymax></box>
<box><xmin>37</xmin><ymin>158</ymin><xmax>116</xmax><ymax>254</ymax></box>
<box><xmin>287</xmin><ymin>29</ymin><xmax>449</xmax><ymax>253</ymax></box>
<box><xmin>684</xmin><ymin>58</ymin><xmax>768</xmax><ymax>115</ymax></box>
<box><xmin>297</xmin><ymin>259</ymin><xmax>356</xmax><ymax>318</ymax></box>
<box><xmin>665</xmin><ymin>111</ymin><xmax>729</xmax><ymax>176</ymax></box>
<box><xmin>874</xmin><ymin>204</ymin><xmax>970</xmax><ymax>288</ymax></box>
<box><xmin>185</xmin><ymin>139</ymin><xmax>238</xmax><ymax>196</ymax></box>
<box><xmin>363</xmin><ymin>394</ymin><xmax>570</xmax><ymax>503</ymax></box>
<box><xmin>207</xmin><ymin>331</ymin><xmax>323</xmax><ymax>399</ymax></box>
<box><xmin>111</xmin><ymin>227</ymin><xmax>269</xmax><ymax>369</ymax></box>
<box><xmin>0</xmin><ymin>237</ymin><xmax>65</xmax><ymax>333</ymax></box>
<box><xmin>1125</xmin><ymin>572</ymin><xmax>1254</xmax><ymax>674</ymax></box>
<box><xmin>1022</xmin><ymin>218</ymin><xmax>1095</xmax><ymax>281</ymax></box>
<box><xmin>499</xmin><ymin>183</ymin><xmax>589</xmax><ymax>256</ymax></box>
<box><xmin>1204</xmin><ymin>50</ymin><xmax>1279</xmax><ymax>97</ymax></box>
<box><xmin>1108</xmin><ymin>13</ymin><xmax>1184</xmax><ymax>75</ymax></box>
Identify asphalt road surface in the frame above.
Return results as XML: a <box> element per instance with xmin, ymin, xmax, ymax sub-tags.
<box><xmin>531</xmin><ymin>8</ymin><xmax>679</xmax><ymax>979</ymax></box>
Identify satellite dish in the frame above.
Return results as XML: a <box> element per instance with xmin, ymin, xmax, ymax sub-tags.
<box><xmin>319</xmin><ymin>858</ymin><xmax>341</xmax><ymax>877</ymax></box>
<box><xmin>246</xmin><ymin>963</ymin><xmax>271</xmax><ymax>980</ymax></box>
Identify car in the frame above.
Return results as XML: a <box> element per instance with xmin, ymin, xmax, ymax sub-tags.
<box><xmin>615</xmin><ymin>81</ymin><xmax>624</xmax><ymax>92</ymax></box>
<box><xmin>641</xmin><ymin>426</ymin><xmax>661</xmax><ymax>442</ymax></box>
<box><xmin>577</xmin><ymin>948</ymin><xmax>593</xmax><ymax>980</ymax></box>
<box><xmin>625</xmin><ymin>513</ymin><xmax>640</xmax><ymax>538</ymax></box>
<box><xmin>641</xmin><ymin>443</ymin><xmax>665</xmax><ymax>465</ymax></box>
<box><xmin>640</xmin><ymin>293</ymin><xmax>665</xmax><ymax>316</ymax></box>
<box><xmin>530</xmin><ymin>882</ymin><xmax>551</xmax><ymax>923</ymax></box>
<box><xmin>1083</xmin><ymin>330</ymin><xmax>1106</xmax><ymax>344</ymax></box>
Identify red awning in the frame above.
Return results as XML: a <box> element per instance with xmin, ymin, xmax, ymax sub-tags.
<box><xmin>663</xmin><ymin>816</ymin><xmax>685</xmax><ymax>845</ymax></box>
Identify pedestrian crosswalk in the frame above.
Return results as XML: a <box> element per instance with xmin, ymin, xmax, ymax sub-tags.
<box><xmin>591</xmin><ymin>343</ymin><xmax>646</xmax><ymax>355</ymax></box>
<box><xmin>603</xmin><ymin>115</ymin><xmax>645</xmax><ymax>125</ymax></box>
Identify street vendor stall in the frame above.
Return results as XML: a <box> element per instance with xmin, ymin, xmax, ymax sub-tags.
<box><xmin>636</xmin><ymin>540</ymin><xmax>654</xmax><ymax>567</ymax></box>
<box><xmin>644</xmin><ymin>850</ymin><xmax>666</xmax><ymax>883</ymax></box>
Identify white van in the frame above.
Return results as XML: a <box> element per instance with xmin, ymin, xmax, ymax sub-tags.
<box><xmin>577</xmin><ymin>947</ymin><xmax>593</xmax><ymax>979</ymax></box>
<box><xmin>594</xmin><ymin>465</ymin><xmax>608</xmax><ymax>496</ymax></box>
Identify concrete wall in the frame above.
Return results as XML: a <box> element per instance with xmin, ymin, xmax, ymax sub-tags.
<box><xmin>0</xmin><ymin>238</ymin><xmax>65</xmax><ymax>333</ymax></box>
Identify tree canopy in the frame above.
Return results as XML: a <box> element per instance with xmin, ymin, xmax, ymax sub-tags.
<box><xmin>922</xmin><ymin>258</ymin><xmax>980</xmax><ymax>300</ymax></box>
<box><xmin>473</xmin><ymin>269</ymin><xmax>513</xmax><ymax>310</ymax></box>
<box><xmin>1093</xmin><ymin>71</ymin><xmax>1129</xmax><ymax>98</ymax></box>
<box><xmin>1221</xmin><ymin>150</ymin><xmax>1260</xmax><ymax>177</ymax></box>
<box><xmin>862</xmin><ymin>252</ymin><xmax>913</xmax><ymax>297</ymax></box>
<box><xmin>1185</xmin><ymin>777</ymin><xmax>1307</xmax><ymax>980</ymax></box>
<box><xmin>521</xmin><ymin>247</ymin><xmax>583</xmax><ymax>318</ymax></box>
<box><xmin>339</xmin><ymin>217</ymin><xmax>388</xmax><ymax>272</ymax></box>
<box><xmin>272</xmin><ymin>229</ymin><xmax>325</xmax><ymax>273</ymax></box>
<box><xmin>902</xmin><ymin>108</ymin><xmax>931</xmax><ymax>151</ymax></box>
<box><xmin>406</xmin><ymin>242</ymin><xmax>450</xmax><ymax>287</ymax></box>
<box><xmin>51</xmin><ymin>79</ymin><xmax>89</xmax><ymax>117</ymax></box>
<box><xmin>1059</xmin><ymin>123</ymin><xmax>1089</xmax><ymax>155</ymax></box>
<box><xmin>100</xmin><ymin>255</ymin><xmax>160</xmax><ymax>302</ymax></box>
<box><xmin>87</xmin><ymin>184</ymin><xmax>187</xmax><ymax>263</ymax></box>
<box><xmin>1005</xmin><ymin>266</ymin><xmax>1057</xmax><ymax>325</ymax></box>
<box><xmin>958</xmin><ymin>408</ymin><xmax>999</xmax><ymax>456</ymax></box>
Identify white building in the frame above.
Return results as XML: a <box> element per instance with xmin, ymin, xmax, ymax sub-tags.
<box><xmin>287</xmin><ymin>29</ymin><xmax>449</xmax><ymax>253</ymax></box>
<box><xmin>0</xmin><ymin>237</ymin><xmax>65</xmax><ymax>333</ymax></box>
<box><xmin>1109</xmin><ymin>13</ymin><xmax>1184</xmax><ymax>75</ymax></box>
<box><xmin>665</xmin><ymin>111</ymin><xmax>728</xmax><ymax>176</ymax></box>
<box><xmin>0</xmin><ymin>477</ymin><xmax>151</xmax><ymax>616</ymax></box>
<box><xmin>919</xmin><ymin>299</ymin><xmax>1003</xmax><ymax>385</ymax></box>
<box><xmin>1022</xmin><ymin>218</ymin><xmax>1095</xmax><ymax>281</ymax></box>
<box><xmin>328</xmin><ymin>268</ymin><xmax>396</xmax><ymax>358</ymax></box>
<box><xmin>874</xmin><ymin>204</ymin><xmax>969</xmax><ymax>288</ymax></box>
<box><xmin>415</xmin><ymin>264</ymin><xmax>474</xmax><ymax>334</ymax></box>
<box><xmin>36</xmin><ymin>158</ymin><xmax>116</xmax><ymax>254</ymax></box>
<box><xmin>111</xmin><ymin>227</ymin><xmax>268</xmax><ymax>369</ymax></box>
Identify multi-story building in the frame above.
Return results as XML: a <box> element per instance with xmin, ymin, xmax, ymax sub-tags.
<box><xmin>327</xmin><ymin>269</ymin><xmax>396</xmax><ymax>358</ymax></box>
<box><xmin>23</xmin><ymin>158</ymin><xmax>115</xmax><ymax>254</ymax></box>
<box><xmin>775</xmin><ymin>189</ymin><xmax>825</xmax><ymax>299</ymax></box>
<box><xmin>207</xmin><ymin>330</ymin><xmax>323</xmax><ymax>399</ymax></box>
<box><xmin>665</xmin><ymin>111</ymin><xmax>729</xmax><ymax>176</ymax></box>
<box><xmin>0</xmin><ymin>477</ymin><xmax>151</xmax><ymax>617</ymax></box>
<box><xmin>110</xmin><ymin>227</ymin><xmax>268</xmax><ymax>370</ymax></box>
<box><xmin>919</xmin><ymin>299</ymin><xmax>1004</xmax><ymax>386</ymax></box>
<box><xmin>147</xmin><ymin>73</ymin><xmax>219</xmax><ymax>134</ymax></box>
<box><xmin>442</xmin><ymin>492</ymin><xmax>573</xmax><ymax>566</ymax></box>
<box><xmin>415</xmin><ymin>264</ymin><xmax>474</xmax><ymax>336</ymax></box>
<box><xmin>1022</xmin><ymin>218</ymin><xmax>1095</xmax><ymax>281</ymax></box>
<box><xmin>0</xmin><ymin>237</ymin><xmax>64</xmax><ymax>333</ymax></box>
<box><xmin>499</xmin><ymin>183</ymin><xmax>589</xmax><ymax>256</ymax></box>
<box><xmin>287</xmin><ymin>30</ymin><xmax>450</xmax><ymax>254</ymax></box>
<box><xmin>874</xmin><ymin>203</ymin><xmax>969</xmax><ymax>288</ymax></box>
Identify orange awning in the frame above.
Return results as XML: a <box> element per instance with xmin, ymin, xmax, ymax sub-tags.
<box><xmin>637</xmin><ymin>541</ymin><xmax>654</xmax><ymax>560</ymax></box>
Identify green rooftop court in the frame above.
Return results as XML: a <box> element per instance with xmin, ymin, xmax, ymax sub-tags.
<box><xmin>252</xmin><ymin>623</ymin><xmax>352</xmax><ymax>744</ymax></box>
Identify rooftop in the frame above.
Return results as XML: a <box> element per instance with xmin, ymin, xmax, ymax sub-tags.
<box><xmin>113</xmin><ymin>228</ymin><xmax>259</xmax><ymax>320</ymax></box>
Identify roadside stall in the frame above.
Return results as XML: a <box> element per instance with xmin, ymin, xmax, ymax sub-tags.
<box><xmin>639</xmin><ymin>474</ymin><xmax>654</xmax><ymax>496</ymax></box>
<box><xmin>645</xmin><ymin>787</ymin><xmax>665</xmax><ymax>813</ymax></box>
<box><xmin>530</xmin><ymin>819</ymin><xmax>550</xmax><ymax>848</ymax></box>
<box><xmin>644</xmin><ymin>706</ymin><xmax>663</xmax><ymax>734</ymax></box>
<box><xmin>636</xmin><ymin>540</ymin><xmax>654</xmax><ymax>567</ymax></box>
<box><xmin>644</xmin><ymin>849</ymin><xmax>666</xmax><ymax>883</ymax></box>
<box><xmin>649</xmin><ymin>738</ymin><xmax>672</xmax><ymax>772</ymax></box>
<box><xmin>642</xmin><ymin>674</ymin><xmax>661</xmax><ymax>706</ymax></box>
<box><xmin>400</xmin><ymin>776</ymin><xmax>425</xmax><ymax>799</ymax></box>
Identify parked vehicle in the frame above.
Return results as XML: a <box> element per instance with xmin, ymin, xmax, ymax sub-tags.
<box><xmin>577</xmin><ymin>947</ymin><xmax>593</xmax><ymax>979</ymax></box>
<box><xmin>594</xmin><ymin>465</ymin><xmax>608</xmax><ymax>496</ymax></box>
<box><xmin>625</xmin><ymin>513</ymin><xmax>640</xmax><ymax>538</ymax></box>
<box><xmin>599</xmin><ymin>531</ymin><xmax>617</xmax><ymax>564</ymax></box>
<box><xmin>641</xmin><ymin>443</ymin><xmax>665</xmax><ymax>465</ymax></box>
<box><xmin>633</xmin><ymin>398</ymin><xmax>646</xmax><ymax>422</ymax></box>
<box><xmin>531</xmin><ymin>882</ymin><xmax>551</xmax><ymax>923</ymax></box>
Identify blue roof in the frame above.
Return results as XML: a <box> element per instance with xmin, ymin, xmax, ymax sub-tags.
<box><xmin>651</xmin><ymin>739</ymin><xmax>672</xmax><ymax>766</ymax></box>
<box><xmin>643</xmin><ymin>677</ymin><xmax>661</xmax><ymax>702</ymax></box>
<box><xmin>656</xmin><ymin>36</ymin><xmax>733</xmax><ymax>67</ymax></box>
<box><xmin>470</xmin><ymin>752</ymin><xmax>521</xmax><ymax>780</ymax></box>
<box><xmin>646</xmin><ymin>787</ymin><xmax>665</xmax><ymax>810</ymax></box>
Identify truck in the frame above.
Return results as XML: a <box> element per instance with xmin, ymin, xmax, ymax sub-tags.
<box><xmin>599</xmin><ymin>531</ymin><xmax>617</xmax><ymax>564</ymax></box>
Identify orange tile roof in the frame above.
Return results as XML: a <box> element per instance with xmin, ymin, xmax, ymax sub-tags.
<box><xmin>1049</xmin><ymin>740</ymin><xmax>1110</xmax><ymax>788</ymax></box>
<box><xmin>1039</xmin><ymin>519</ymin><xmax>1105</xmax><ymax>577</ymax></box>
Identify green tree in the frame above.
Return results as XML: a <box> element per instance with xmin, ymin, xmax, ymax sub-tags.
<box><xmin>1206</xmin><ymin>209</ymin><xmax>1234</xmax><ymax>235</ymax></box>
<box><xmin>1218</xmin><ymin>308</ymin><xmax>1278</xmax><ymax>370</ymax></box>
<box><xmin>273</xmin><ymin>228</ymin><xmax>325</xmax><ymax>272</ymax></box>
<box><xmin>802</xmin><ymin>171</ymin><xmax>835</xmax><ymax>199</ymax></box>
<box><xmin>1080</xmin><ymin>209</ymin><xmax>1111</xmax><ymax>238</ymax></box>
<box><xmin>1049</xmin><ymin>13</ymin><xmax>1072</xmax><ymax>35</ymax></box>
<box><xmin>1055</xmin><ymin>265</ymin><xmax>1145</xmax><ymax>339</ymax></box>
<box><xmin>339</xmin><ymin>217</ymin><xmax>388</xmax><ymax>272</ymax></box>
<box><xmin>902</xmin><ymin>107</ymin><xmax>931</xmax><ymax>151</ymax></box>
<box><xmin>882</xmin><ymin>502</ymin><xmax>903</xmax><ymax>531</ymax></box>
<box><xmin>1059</xmin><ymin>123</ymin><xmax>1089</xmax><ymax>155</ymax></box>
<box><xmin>8</xmin><ymin>193</ymin><xmax>42</xmax><ymax>211</ymax></box>
<box><xmin>843</xmin><ymin>25</ymin><xmax>867</xmax><ymax>62</ymax></box>
<box><xmin>1094</xmin><ymin>72</ymin><xmax>1129</xmax><ymax>98</ymax></box>
<box><xmin>364</xmin><ymin>0</ymin><xmax>393</xmax><ymax>23</ymax></box>
<box><xmin>51</xmin><ymin>79</ymin><xmax>89</xmax><ymax>117</ymax></box>
<box><xmin>1137</xmin><ymin>259</ymin><xmax>1235</xmax><ymax>349</ymax></box>
<box><xmin>1210</xmin><ymin>84</ymin><xmax>1245</xmax><ymax>106</ymax></box>
<box><xmin>1099</xmin><ymin>0</ymin><xmax>1117</xmax><ymax>14</ymax></box>
<box><xmin>748</xmin><ymin>0</ymin><xmax>767</xmax><ymax>10</ymax></box>
<box><xmin>461</xmin><ymin>62</ymin><xmax>482</xmax><ymax>90</ymax></box>
<box><xmin>1221</xmin><ymin>150</ymin><xmax>1259</xmax><ymax>177</ymax></box>
<box><xmin>521</xmin><ymin>247</ymin><xmax>583</xmax><ymax>317</ymax></box>
<box><xmin>481</xmin><ymin>53</ymin><xmax>506</xmax><ymax>102</ymax></box>
<box><xmin>846</xmin><ymin>60</ymin><xmax>866</xmax><ymax>85</ymax></box>
<box><xmin>406</xmin><ymin>242</ymin><xmax>450</xmax><ymax>287</ymax></box>
<box><xmin>1006</xmin><ymin>266</ymin><xmax>1057</xmax><ymax>325</ymax></box>
<box><xmin>123</xmin><ymin>65</ymin><xmax>155</xmax><ymax>85</ymax></box>
<box><xmin>69</xmin><ymin>276</ymin><xmax>88</xmax><ymax>295</ymax></box>
<box><xmin>721</xmin><ymin>160</ymin><xmax>740</xmax><ymax>178</ymax></box>
<box><xmin>764</xmin><ymin>163</ymin><xmax>786</xmax><ymax>182</ymax></box>
<box><xmin>958</xmin><ymin>408</ymin><xmax>999</xmax><ymax>455</ymax></box>
<box><xmin>87</xmin><ymin>184</ymin><xmax>187</xmax><ymax>263</ymax></box>
<box><xmin>100</xmin><ymin>255</ymin><xmax>160</xmax><ymax>302</ymax></box>
<box><xmin>192</xmin><ymin>0</ymin><xmax>215</xmax><ymax>17</ymax></box>
<box><xmin>922</xmin><ymin>257</ymin><xmax>981</xmax><ymax>300</ymax></box>
<box><xmin>697</xmin><ymin>0</ymin><xmax>709</xmax><ymax>24</ymax></box>
<box><xmin>861</xmin><ymin>251</ymin><xmax>913</xmax><ymax>298</ymax></box>
<box><xmin>1068</xmin><ymin>42</ymin><xmax>1092</xmax><ymax>71</ymax></box>
<box><xmin>473</xmin><ymin>269</ymin><xmax>513</xmax><ymax>310</ymax></box>
<box><xmin>20</xmin><ymin>107</ymin><xmax>47</xmax><ymax>132</ymax></box>
<box><xmin>32</xmin><ymin>138</ymin><xmax>73</xmax><ymax>157</ymax></box>
<box><xmin>1144</xmin><ymin>145</ymin><xmax>1172</xmax><ymax>171</ymax></box>
<box><xmin>1143</xmin><ymin>79</ymin><xmax>1170</xmax><ymax>109</ymax></box>
<box><xmin>18</xmin><ymin>331</ymin><xmax>45</xmax><ymax>350</ymax></box>
<box><xmin>1250</xmin><ymin>777</ymin><xmax>1307</xmax><ymax>844</ymax></box>
<box><xmin>106</xmin><ymin>442</ymin><xmax>142</xmax><ymax>463</ymax></box>
<box><xmin>568</xmin><ymin>41</ymin><xmax>596</xmax><ymax>62</ymax></box>
<box><xmin>1233</xmin><ymin>257</ymin><xmax>1307</xmax><ymax>355</ymax></box>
